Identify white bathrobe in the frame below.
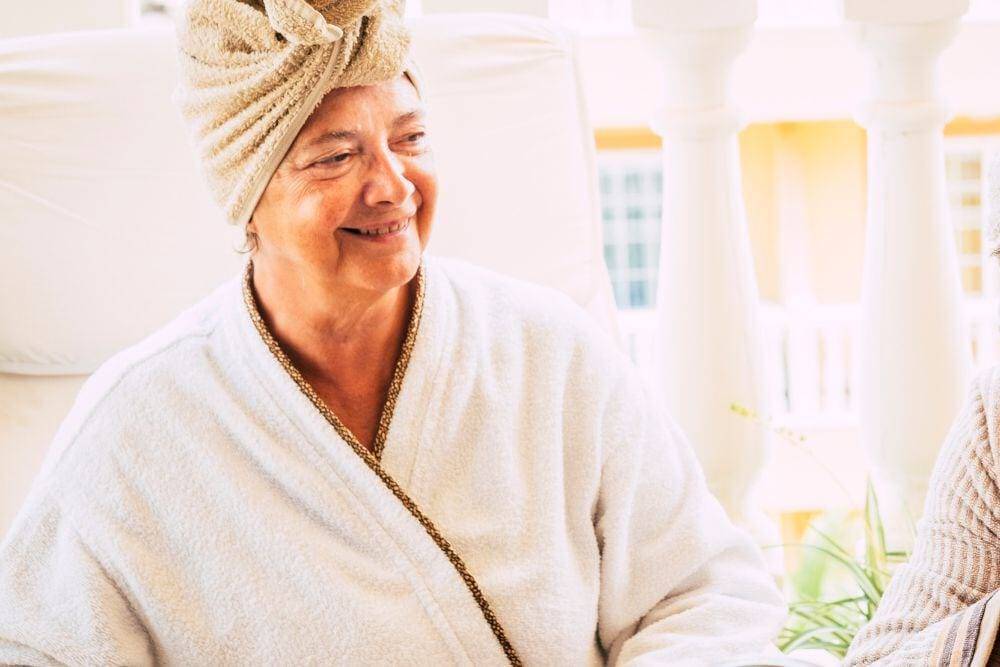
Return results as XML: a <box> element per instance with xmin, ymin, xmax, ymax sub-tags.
<box><xmin>0</xmin><ymin>256</ymin><xmax>785</xmax><ymax>666</ymax></box>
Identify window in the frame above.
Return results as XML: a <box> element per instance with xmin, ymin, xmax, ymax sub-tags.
<box><xmin>628</xmin><ymin>280</ymin><xmax>648</xmax><ymax>307</ymax></box>
<box><xmin>598</xmin><ymin>150</ymin><xmax>662</xmax><ymax>310</ymax></box>
<box><xmin>603</xmin><ymin>245</ymin><xmax>617</xmax><ymax>270</ymax></box>
<box><xmin>945</xmin><ymin>147</ymin><xmax>993</xmax><ymax>296</ymax></box>
<box><xmin>627</xmin><ymin>242</ymin><xmax>646</xmax><ymax>269</ymax></box>
<box><xmin>624</xmin><ymin>173</ymin><xmax>642</xmax><ymax>194</ymax></box>
<box><xmin>599</xmin><ymin>173</ymin><xmax>613</xmax><ymax>195</ymax></box>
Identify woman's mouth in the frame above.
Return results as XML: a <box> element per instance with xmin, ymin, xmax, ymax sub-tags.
<box><xmin>341</xmin><ymin>218</ymin><xmax>411</xmax><ymax>239</ymax></box>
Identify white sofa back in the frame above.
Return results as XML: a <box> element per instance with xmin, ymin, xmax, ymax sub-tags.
<box><xmin>0</xmin><ymin>14</ymin><xmax>617</xmax><ymax>536</ymax></box>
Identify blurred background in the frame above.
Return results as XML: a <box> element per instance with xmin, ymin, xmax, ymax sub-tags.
<box><xmin>6</xmin><ymin>0</ymin><xmax>1000</xmax><ymax>660</ymax></box>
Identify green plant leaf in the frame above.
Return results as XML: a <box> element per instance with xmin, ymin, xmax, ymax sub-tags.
<box><xmin>779</xmin><ymin>625</ymin><xmax>852</xmax><ymax>655</ymax></box>
<box><xmin>863</xmin><ymin>480</ymin><xmax>890</xmax><ymax>594</ymax></box>
<box><xmin>790</xmin><ymin>598</ymin><xmax>867</xmax><ymax>624</ymax></box>
<box><xmin>786</xmin><ymin>605</ymin><xmax>857</xmax><ymax>643</ymax></box>
<box><xmin>784</xmin><ymin>541</ymin><xmax>883</xmax><ymax>608</ymax></box>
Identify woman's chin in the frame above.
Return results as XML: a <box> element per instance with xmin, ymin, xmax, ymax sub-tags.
<box><xmin>325</xmin><ymin>221</ymin><xmax>425</xmax><ymax>293</ymax></box>
<box><xmin>345</xmin><ymin>248</ymin><xmax>422</xmax><ymax>294</ymax></box>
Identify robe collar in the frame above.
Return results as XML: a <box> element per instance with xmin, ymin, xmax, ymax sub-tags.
<box><xmin>221</xmin><ymin>255</ymin><xmax>520</xmax><ymax>665</ymax></box>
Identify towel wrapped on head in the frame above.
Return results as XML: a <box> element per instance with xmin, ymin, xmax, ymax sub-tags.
<box><xmin>173</xmin><ymin>0</ymin><xmax>419</xmax><ymax>226</ymax></box>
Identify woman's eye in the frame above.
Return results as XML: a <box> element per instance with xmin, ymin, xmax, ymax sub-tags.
<box><xmin>405</xmin><ymin>132</ymin><xmax>425</xmax><ymax>143</ymax></box>
<box><xmin>320</xmin><ymin>153</ymin><xmax>351</xmax><ymax>165</ymax></box>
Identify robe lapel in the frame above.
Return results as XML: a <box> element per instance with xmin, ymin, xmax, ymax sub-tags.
<box><xmin>378</xmin><ymin>258</ymin><xmax>451</xmax><ymax>490</ymax></box>
<box><xmin>225</xmin><ymin>257</ymin><xmax>516</xmax><ymax>665</ymax></box>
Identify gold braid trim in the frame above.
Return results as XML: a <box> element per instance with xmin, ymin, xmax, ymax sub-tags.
<box><xmin>370</xmin><ymin>269</ymin><xmax>421</xmax><ymax>459</ymax></box>
<box><xmin>242</xmin><ymin>261</ymin><xmax>521</xmax><ymax>666</ymax></box>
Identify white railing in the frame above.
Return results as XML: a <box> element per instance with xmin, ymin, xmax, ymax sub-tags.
<box><xmin>619</xmin><ymin>297</ymin><xmax>1000</xmax><ymax>427</ymax></box>
<box><xmin>760</xmin><ymin>303</ymin><xmax>860</xmax><ymax>427</ymax></box>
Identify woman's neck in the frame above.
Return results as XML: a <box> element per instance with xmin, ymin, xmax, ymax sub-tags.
<box><xmin>249</xmin><ymin>255</ymin><xmax>414</xmax><ymax>397</ymax></box>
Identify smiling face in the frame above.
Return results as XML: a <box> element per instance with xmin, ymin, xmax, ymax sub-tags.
<box><xmin>249</xmin><ymin>74</ymin><xmax>435</xmax><ymax>296</ymax></box>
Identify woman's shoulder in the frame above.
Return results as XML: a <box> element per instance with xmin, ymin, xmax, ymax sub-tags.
<box><xmin>975</xmin><ymin>365</ymin><xmax>1000</xmax><ymax>417</ymax></box>
<box><xmin>971</xmin><ymin>365</ymin><xmax>1000</xmax><ymax>471</ymax></box>
<box><xmin>428</xmin><ymin>256</ymin><xmax>606</xmax><ymax>333</ymax></box>
<box><xmin>429</xmin><ymin>254</ymin><xmax>577</xmax><ymax>305</ymax></box>
<box><xmin>429</xmin><ymin>255</ymin><xmax>625</xmax><ymax>355</ymax></box>
<box><xmin>37</xmin><ymin>277</ymin><xmax>241</xmax><ymax>479</ymax></box>
<box><xmin>81</xmin><ymin>276</ymin><xmax>236</xmax><ymax>394</ymax></box>
<box><xmin>920</xmin><ymin>365</ymin><xmax>1000</xmax><ymax>502</ymax></box>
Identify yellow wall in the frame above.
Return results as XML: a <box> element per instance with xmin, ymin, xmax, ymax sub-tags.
<box><xmin>778</xmin><ymin>121</ymin><xmax>868</xmax><ymax>304</ymax></box>
<box><xmin>596</xmin><ymin>122</ymin><xmax>868</xmax><ymax>304</ymax></box>
<box><xmin>738</xmin><ymin>125</ymin><xmax>782</xmax><ymax>302</ymax></box>
<box><xmin>945</xmin><ymin>117</ymin><xmax>1000</xmax><ymax>136</ymax></box>
<box><xmin>738</xmin><ymin>121</ymin><xmax>869</xmax><ymax>304</ymax></box>
<box><xmin>596</xmin><ymin>119</ymin><xmax>1000</xmax><ymax>305</ymax></box>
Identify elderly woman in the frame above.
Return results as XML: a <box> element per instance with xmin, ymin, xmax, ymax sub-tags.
<box><xmin>0</xmin><ymin>0</ymin><xmax>785</xmax><ymax>664</ymax></box>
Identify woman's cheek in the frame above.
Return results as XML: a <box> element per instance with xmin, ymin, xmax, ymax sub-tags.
<box><xmin>293</xmin><ymin>185</ymin><xmax>341</xmax><ymax>233</ymax></box>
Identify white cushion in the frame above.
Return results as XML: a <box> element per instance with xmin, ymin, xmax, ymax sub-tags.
<box><xmin>0</xmin><ymin>28</ymin><xmax>242</xmax><ymax>375</ymax></box>
<box><xmin>0</xmin><ymin>14</ymin><xmax>615</xmax><ymax>534</ymax></box>
<box><xmin>410</xmin><ymin>14</ymin><xmax>614</xmax><ymax>322</ymax></box>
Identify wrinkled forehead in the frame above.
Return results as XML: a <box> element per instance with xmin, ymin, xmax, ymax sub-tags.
<box><xmin>289</xmin><ymin>73</ymin><xmax>425</xmax><ymax>155</ymax></box>
<box><xmin>322</xmin><ymin>71</ymin><xmax>421</xmax><ymax>118</ymax></box>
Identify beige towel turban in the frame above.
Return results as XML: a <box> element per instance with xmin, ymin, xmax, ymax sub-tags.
<box><xmin>173</xmin><ymin>0</ymin><xmax>418</xmax><ymax>226</ymax></box>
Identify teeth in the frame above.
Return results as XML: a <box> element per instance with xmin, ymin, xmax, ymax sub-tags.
<box><xmin>358</xmin><ymin>218</ymin><xmax>409</xmax><ymax>236</ymax></box>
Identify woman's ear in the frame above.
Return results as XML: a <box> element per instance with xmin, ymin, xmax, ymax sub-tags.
<box><xmin>242</xmin><ymin>217</ymin><xmax>260</xmax><ymax>254</ymax></box>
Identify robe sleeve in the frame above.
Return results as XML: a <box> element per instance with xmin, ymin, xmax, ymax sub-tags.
<box><xmin>0</xmin><ymin>490</ymin><xmax>155</xmax><ymax>666</ymax></box>
<box><xmin>845</xmin><ymin>373</ymin><xmax>1000</xmax><ymax>666</ymax></box>
<box><xmin>593</xmin><ymin>366</ymin><xmax>787</xmax><ymax>666</ymax></box>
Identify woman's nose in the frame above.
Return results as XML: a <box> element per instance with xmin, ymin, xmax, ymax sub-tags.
<box><xmin>363</xmin><ymin>148</ymin><xmax>414</xmax><ymax>208</ymax></box>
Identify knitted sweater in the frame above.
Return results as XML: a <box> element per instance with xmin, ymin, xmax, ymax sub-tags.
<box><xmin>846</xmin><ymin>368</ymin><xmax>1000</xmax><ymax>665</ymax></box>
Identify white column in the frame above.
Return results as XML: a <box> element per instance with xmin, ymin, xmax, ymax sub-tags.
<box><xmin>775</xmin><ymin>128</ymin><xmax>822</xmax><ymax>417</ymax></box>
<box><xmin>844</xmin><ymin>0</ymin><xmax>971</xmax><ymax>547</ymax></box>
<box><xmin>420</xmin><ymin>0</ymin><xmax>548</xmax><ymax>16</ymax></box>
<box><xmin>635</xmin><ymin>1</ymin><xmax>775</xmax><ymax>545</ymax></box>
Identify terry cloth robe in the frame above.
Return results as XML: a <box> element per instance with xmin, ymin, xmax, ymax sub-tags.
<box><xmin>0</xmin><ymin>255</ymin><xmax>786</xmax><ymax>666</ymax></box>
<box><xmin>846</xmin><ymin>368</ymin><xmax>1000</xmax><ymax>667</ymax></box>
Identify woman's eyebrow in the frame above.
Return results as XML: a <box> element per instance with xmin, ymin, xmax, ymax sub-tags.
<box><xmin>301</xmin><ymin>129</ymin><xmax>357</xmax><ymax>152</ymax></box>
<box><xmin>393</xmin><ymin>109</ymin><xmax>425</xmax><ymax>126</ymax></box>
<box><xmin>300</xmin><ymin>111</ymin><xmax>423</xmax><ymax>152</ymax></box>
